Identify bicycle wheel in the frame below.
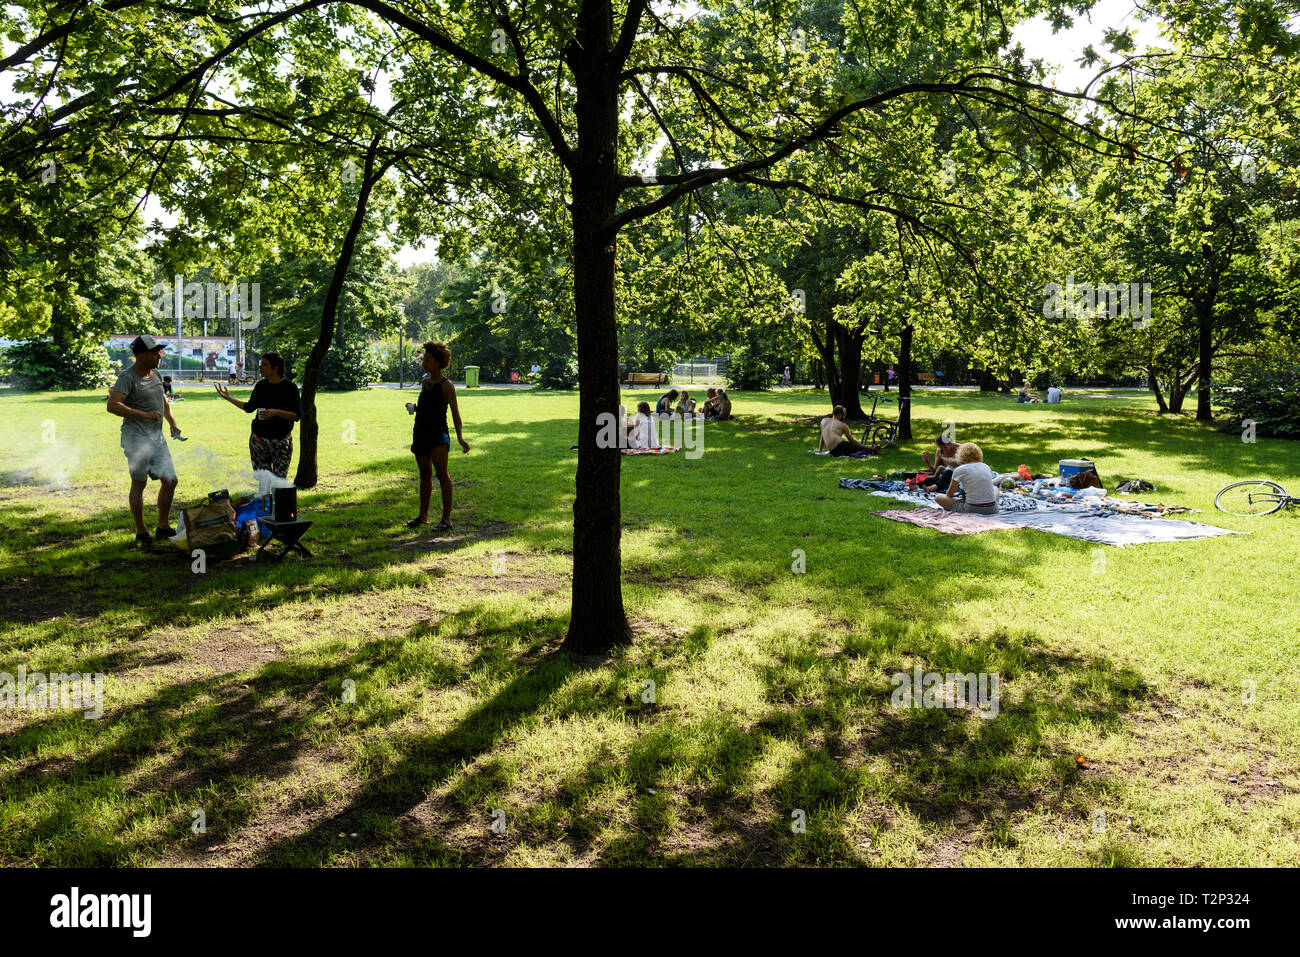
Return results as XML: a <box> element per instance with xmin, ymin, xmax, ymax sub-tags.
<box><xmin>871</xmin><ymin>424</ymin><xmax>898</xmax><ymax>449</ymax></box>
<box><xmin>1215</xmin><ymin>480</ymin><xmax>1288</xmax><ymax>516</ymax></box>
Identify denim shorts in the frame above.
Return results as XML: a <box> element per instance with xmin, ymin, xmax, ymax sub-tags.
<box><xmin>411</xmin><ymin>431</ymin><xmax>450</xmax><ymax>456</ymax></box>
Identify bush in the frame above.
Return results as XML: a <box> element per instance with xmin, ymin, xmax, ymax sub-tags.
<box><xmin>539</xmin><ymin>353</ymin><xmax>578</xmax><ymax>389</ymax></box>
<box><xmin>319</xmin><ymin>337</ymin><xmax>383</xmax><ymax>390</ymax></box>
<box><xmin>3</xmin><ymin>337</ymin><xmax>116</xmax><ymax>390</ymax></box>
<box><xmin>725</xmin><ymin>342</ymin><xmax>779</xmax><ymax>391</ymax></box>
<box><xmin>373</xmin><ymin>341</ymin><xmax>423</xmax><ymax>383</ymax></box>
<box><xmin>1029</xmin><ymin>369</ymin><xmax>1052</xmax><ymax>391</ymax></box>
<box><xmin>1214</xmin><ymin>364</ymin><xmax>1300</xmax><ymax>439</ymax></box>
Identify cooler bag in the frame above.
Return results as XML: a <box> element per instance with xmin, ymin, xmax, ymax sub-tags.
<box><xmin>183</xmin><ymin>496</ymin><xmax>240</xmax><ymax>556</ymax></box>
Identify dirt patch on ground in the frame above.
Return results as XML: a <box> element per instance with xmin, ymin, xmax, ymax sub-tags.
<box><xmin>166</xmin><ymin>633</ymin><xmax>286</xmax><ymax>678</ymax></box>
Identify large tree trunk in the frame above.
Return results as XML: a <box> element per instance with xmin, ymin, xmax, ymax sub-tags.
<box><xmin>563</xmin><ymin>3</ymin><xmax>632</xmax><ymax>654</ymax></box>
<box><xmin>294</xmin><ymin>141</ymin><xmax>391</xmax><ymax>489</ymax></box>
<box><xmin>1146</xmin><ymin>367</ymin><xmax>1169</xmax><ymax>413</ymax></box>
<box><xmin>1170</xmin><ymin>361</ymin><xmax>1200</xmax><ymax>415</ymax></box>
<box><xmin>829</xmin><ymin>322</ymin><xmax>866</xmax><ymax>418</ymax></box>
<box><xmin>809</xmin><ymin>324</ymin><xmax>840</xmax><ymax>406</ymax></box>
<box><xmin>979</xmin><ymin>369</ymin><xmax>998</xmax><ymax>392</ymax></box>
<box><xmin>897</xmin><ymin>322</ymin><xmax>913</xmax><ymax>441</ymax></box>
<box><xmin>1196</xmin><ymin>310</ymin><xmax>1213</xmax><ymax>421</ymax></box>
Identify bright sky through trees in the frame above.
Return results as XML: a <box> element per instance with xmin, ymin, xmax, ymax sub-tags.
<box><xmin>0</xmin><ymin>0</ymin><xmax>1166</xmax><ymax>267</ymax></box>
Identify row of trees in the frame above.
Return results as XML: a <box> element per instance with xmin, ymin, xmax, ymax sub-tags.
<box><xmin>2</xmin><ymin>0</ymin><xmax>1298</xmax><ymax>651</ymax></box>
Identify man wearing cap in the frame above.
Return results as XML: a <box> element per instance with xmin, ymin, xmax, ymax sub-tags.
<box><xmin>107</xmin><ymin>335</ymin><xmax>185</xmax><ymax>547</ymax></box>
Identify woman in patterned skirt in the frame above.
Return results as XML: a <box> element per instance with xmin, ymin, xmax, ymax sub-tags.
<box><xmin>215</xmin><ymin>352</ymin><xmax>301</xmax><ymax>478</ymax></box>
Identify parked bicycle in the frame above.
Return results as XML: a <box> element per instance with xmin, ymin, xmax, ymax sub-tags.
<box><xmin>858</xmin><ymin>393</ymin><xmax>905</xmax><ymax>449</ymax></box>
<box><xmin>1214</xmin><ymin>480</ymin><xmax>1298</xmax><ymax>516</ymax></box>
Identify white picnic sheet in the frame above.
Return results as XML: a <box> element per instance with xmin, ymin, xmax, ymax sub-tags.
<box><xmin>862</xmin><ymin>487</ymin><xmax>1240</xmax><ymax>546</ymax></box>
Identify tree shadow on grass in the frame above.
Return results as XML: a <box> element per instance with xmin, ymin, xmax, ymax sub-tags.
<box><xmin>0</xmin><ymin>603</ymin><xmax>568</xmax><ymax>865</ymax></box>
<box><xmin>0</xmin><ymin>514</ymin><xmax>1147</xmax><ymax>866</ymax></box>
<box><xmin>506</xmin><ymin>629</ymin><xmax>1148</xmax><ymax>867</ymax></box>
<box><xmin>0</xmin><ymin>398</ymin><xmax>1180</xmax><ymax>866</ymax></box>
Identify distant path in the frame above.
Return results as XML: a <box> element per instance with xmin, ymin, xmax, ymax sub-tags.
<box><xmin>370</xmin><ymin>381</ymin><xmax>536</xmax><ymax>390</ymax></box>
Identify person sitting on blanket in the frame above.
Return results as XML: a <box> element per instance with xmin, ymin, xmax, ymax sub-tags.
<box><xmin>936</xmin><ymin>443</ymin><xmax>1000</xmax><ymax>515</ymax></box>
<box><xmin>701</xmin><ymin>388</ymin><xmax>721</xmax><ymax>420</ymax></box>
<box><xmin>629</xmin><ymin>401</ymin><xmax>656</xmax><ymax>449</ymax></box>
<box><xmin>655</xmin><ymin>389</ymin><xmax>678</xmax><ymax>416</ymax></box>
<box><xmin>1017</xmin><ymin>384</ymin><xmax>1038</xmax><ymax>403</ymax></box>
<box><xmin>715</xmin><ymin>389</ymin><xmax>732</xmax><ymax>420</ymax></box>
<box><xmin>819</xmin><ymin>405</ymin><xmax>874</xmax><ymax>457</ymax></box>
<box><xmin>675</xmin><ymin>390</ymin><xmax>696</xmax><ymax>416</ymax></box>
<box><xmin>918</xmin><ymin>436</ymin><xmax>960</xmax><ymax>491</ymax></box>
<box><xmin>921</xmin><ymin>434</ymin><xmax>959</xmax><ymax>472</ymax></box>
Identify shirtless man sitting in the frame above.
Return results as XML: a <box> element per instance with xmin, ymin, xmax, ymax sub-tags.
<box><xmin>818</xmin><ymin>405</ymin><xmax>874</xmax><ymax>457</ymax></box>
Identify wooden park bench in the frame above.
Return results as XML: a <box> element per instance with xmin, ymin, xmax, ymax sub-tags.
<box><xmin>917</xmin><ymin>372</ymin><xmax>940</xmax><ymax>385</ymax></box>
<box><xmin>624</xmin><ymin>371</ymin><xmax>667</xmax><ymax>387</ymax></box>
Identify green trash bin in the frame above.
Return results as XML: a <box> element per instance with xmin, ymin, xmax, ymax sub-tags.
<box><xmin>464</xmin><ymin>365</ymin><xmax>480</xmax><ymax>389</ymax></box>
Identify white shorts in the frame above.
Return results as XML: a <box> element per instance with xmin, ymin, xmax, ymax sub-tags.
<box><xmin>122</xmin><ymin>433</ymin><xmax>176</xmax><ymax>483</ymax></box>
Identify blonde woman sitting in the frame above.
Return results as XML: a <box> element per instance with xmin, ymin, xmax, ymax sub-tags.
<box><xmin>935</xmin><ymin>442</ymin><xmax>1000</xmax><ymax>515</ymax></box>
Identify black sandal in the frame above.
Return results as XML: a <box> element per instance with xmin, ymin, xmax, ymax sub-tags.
<box><xmin>403</xmin><ymin>518</ymin><xmax>428</xmax><ymax>528</ymax></box>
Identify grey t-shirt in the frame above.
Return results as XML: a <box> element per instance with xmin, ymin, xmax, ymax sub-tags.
<box><xmin>110</xmin><ymin>367</ymin><xmax>165</xmax><ymax>444</ymax></box>
<box><xmin>952</xmin><ymin>462</ymin><xmax>999</xmax><ymax>505</ymax></box>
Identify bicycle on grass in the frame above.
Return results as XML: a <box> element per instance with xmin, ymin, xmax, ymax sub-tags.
<box><xmin>1214</xmin><ymin>480</ymin><xmax>1298</xmax><ymax>516</ymax></box>
<box><xmin>858</xmin><ymin>392</ymin><xmax>906</xmax><ymax>449</ymax></box>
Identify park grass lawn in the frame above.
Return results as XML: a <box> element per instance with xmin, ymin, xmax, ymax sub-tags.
<box><xmin>1</xmin><ymin>383</ymin><xmax>1298</xmax><ymax>867</ymax></box>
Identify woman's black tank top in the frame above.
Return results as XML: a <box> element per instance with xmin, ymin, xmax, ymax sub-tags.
<box><xmin>415</xmin><ymin>375</ymin><xmax>449</xmax><ymax>438</ymax></box>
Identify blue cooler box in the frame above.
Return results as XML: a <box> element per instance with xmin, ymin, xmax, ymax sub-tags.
<box><xmin>233</xmin><ymin>495</ymin><xmax>272</xmax><ymax>540</ymax></box>
<box><xmin>1059</xmin><ymin>459</ymin><xmax>1096</xmax><ymax>480</ymax></box>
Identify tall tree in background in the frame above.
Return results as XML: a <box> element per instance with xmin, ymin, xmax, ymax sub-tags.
<box><xmin>1086</xmin><ymin>51</ymin><xmax>1300</xmax><ymax>416</ymax></box>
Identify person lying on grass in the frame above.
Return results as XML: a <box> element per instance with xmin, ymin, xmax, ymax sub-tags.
<box><xmin>935</xmin><ymin>442</ymin><xmax>1000</xmax><ymax>515</ymax></box>
<box><xmin>405</xmin><ymin>341</ymin><xmax>469</xmax><ymax>531</ymax></box>
<box><xmin>819</xmin><ymin>405</ymin><xmax>875</xmax><ymax>457</ymax></box>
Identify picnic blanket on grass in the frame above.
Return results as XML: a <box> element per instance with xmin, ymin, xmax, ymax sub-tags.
<box><xmin>811</xmin><ymin>448</ymin><xmax>877</xmax><ymax>458</ymax></box>
<box><xmin>991</xmin><ymin>509</ymin><xmax>1239</xmax><ymax>546</ymax></box>
<box><xmin>621</xmin><ymin>446</ymin><xmax>680</xmax><ymax>455</ymax></box>
<box><xmin>839</xmin><ymin>478</ymin><xmax>1240</xmax><ymax>546</ymax></box>
<box><xmin>873</xmin><ymin>509</ymin><xmax>1015</xmax><ymax>535</ymax></box>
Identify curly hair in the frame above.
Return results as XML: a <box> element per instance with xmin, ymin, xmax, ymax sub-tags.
<box><xmin>956</xmin><ymin>442</ymin><xmax>984</xmax><ymax>464</ymax></box>
<box><xmin>423</xmin><ymin>341</ymin><xmax>452</xmax><ymax>369</ymax></box>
